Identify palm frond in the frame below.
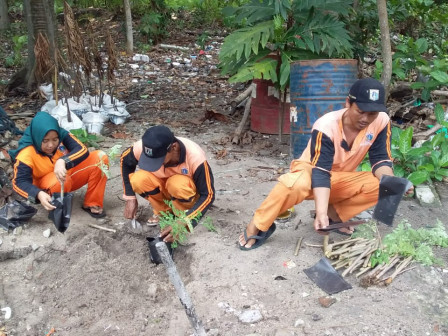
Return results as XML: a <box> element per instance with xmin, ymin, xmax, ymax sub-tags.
<box><xmin>219</xmin><ymin>20</ymin><xmax>275</xmax><ymax>62</ymax></box>
<box><xmin>229</xmin><ymin>58</ymin><xmax>278</xmax><ymax>83</ymax></box>
<box><xmin>293</xmin><ymin>0</ymin><xmax>352</xmax><ymax>16</ymax></box>
<box><xmin>223</xmin><ymin>0</ymin><xmax>275</xmax><ymax>25</ymax></box>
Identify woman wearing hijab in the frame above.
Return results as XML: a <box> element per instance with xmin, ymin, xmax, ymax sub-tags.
<box><xmin>9</xmin><ymin>112</ymin><xmax>109</xmax><ymax>218</ymax></box>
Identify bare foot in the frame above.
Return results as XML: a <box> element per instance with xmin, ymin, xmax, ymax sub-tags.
<box><xmin>238</xmin><ymin>220</ymin><xmax>259</xmax><ymax>248</ymax></box>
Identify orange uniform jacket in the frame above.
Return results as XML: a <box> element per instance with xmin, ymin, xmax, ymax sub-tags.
<box><xmin>121</xmin><ymin>137</ymin><xmax>215</xmax><ymax>222</ymax></box>
<box><xmin>13</xmin><ymin>133</ymin><xmax>88</xmax><ymax>202</ymax></box>
<box><xmin>296</xmin><ymin>108</ymin><xmax>393</xmax><ymax>188</ymax></box>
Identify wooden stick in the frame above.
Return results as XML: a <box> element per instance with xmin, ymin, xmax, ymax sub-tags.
<box><xmin>294</xmin><ymin>237</ymin><xmax>303</xmax><ymax>256</ymax></box>
<box><xmin>326</xmin><ymin>237</ymin><xmax>366</xmax><ymax>251</ymax></box>
<box><xmin>414</xmin><ymin>124</ymin><xmax>442</xmax><ymax>141</ymax></box>
<box><xmin>232</xmin><ymin>97</ymin><xmax>252</xmax><ymax>144</ymax></box>
<box><xmin>382</xmin><ymin>265</ymin><xmax>417</xmax><ymax>280</ymax></box>
<box><xmin>322</xmin><ymin>235</ymin><xmax>329</xmax><ymax>254</ymax></box>
<box><xmin>356</xmin><ymin>267</ymin><xmax>372</xmax><ymax>278</ymax></box>
<box><xmin>432</xmin><ymin>89</ymin><xmax>448</xmax><ymax>97</ymax></box>
<box><xmin>88</xmin><ymin>223</ymin><xmax>116</xmax><ymax>233</ymax></box>
<box><xmin>304</xmin><ymin>243</ymin><xmax>323</xmax><ymax>248</ymax></box>
<box><xmin>342</xmin><ymin>244</ymin><xmax>376</xmax><ymax>277</ymax></box>
<box><xmin>384</xmin><ymin>256</ymin><xmax>413</xmax><ymax>285</ymax></box>
<box><xmin>375</xmin><ymin>255</ymin><xmax>400</xmax><ymax>279</ymax></box>
<box><xmin>156</xmin><ymin>242</ymin><xmax>207</xmax><ymax>336</ymax></box>
<box><xmin>230</xmin><ymin>85</ymin><xmax>253</xmax><ymax>108</ymax></box>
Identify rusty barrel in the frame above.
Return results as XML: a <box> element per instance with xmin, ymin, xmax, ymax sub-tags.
<box><xmin>251</xmin><ymin>79</ymin><xmax>291</xmax><ymax>134</ymax></box>
<box><xmin>290</xmin><ymin>59</ymin><xmax>358</xmax><ymax>158</ymax></box>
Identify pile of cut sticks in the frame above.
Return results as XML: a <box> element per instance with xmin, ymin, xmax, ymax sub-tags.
<box><xmin>324</xmin><ymin>237</ymin><xmax>414</xmax><ymax>286</ymax></box>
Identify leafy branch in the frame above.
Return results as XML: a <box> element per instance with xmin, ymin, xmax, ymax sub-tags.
<box><xmin>158</xmin><ymin>200</ymin><xmax>216</xmax><ymax>248</ymax></box>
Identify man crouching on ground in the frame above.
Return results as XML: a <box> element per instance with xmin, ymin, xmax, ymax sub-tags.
<box><xmin>121</xmin><ymin>125</ymin><xmax>215</xmax><ymax>243</ymax></box>
<box><xmin>239</xmin><ymin>78</ymin><xmax>413</xmax><ymax>251</ymax></box>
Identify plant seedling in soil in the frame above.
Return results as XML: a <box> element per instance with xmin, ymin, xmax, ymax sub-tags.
<box><xmin>158</xmin><ymin>200</ymin><xmax>216</xmax><ymax>248</ymax></box>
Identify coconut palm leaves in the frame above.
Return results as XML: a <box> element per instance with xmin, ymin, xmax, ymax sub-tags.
<box><xmin>219</xmin><ymin>0</ymin><xmax>354</xmax><ymax>89</ymax></box>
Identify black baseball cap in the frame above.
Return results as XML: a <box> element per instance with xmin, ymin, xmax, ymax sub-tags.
<box><xmin>348</xmin><ymin>78</ymin><xmax>387</xmax><ymax>112</ymax></box>
<box><xmin>138</xmin><ymin>125</ymin><xmax>175</xmax><ymax>172</ymax></box>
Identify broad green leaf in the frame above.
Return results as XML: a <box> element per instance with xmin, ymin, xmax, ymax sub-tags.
<box><xmin>407</xmin><ymin>147</ymin><xmax>429</xmax><ymax>158</ymax></box>
<box><xmin>434</xmin><ymin>103</ymin><xmax>445</xmax><ymax>125</ymax></box>
<box><xmin>437</xmin><ymin>168</ymin><xmax>448</xmax><ymax>176</ymax></box>
<box><xmin>415</xmin><ymin>38</ymin><xmax>429</xmax><ymax>53</ymax></box>
<box><xmin>430</xmin><ymin>70</ymin><xmax>448</xmax><ymax>84</ymax></box>
<box><xmin>410</xmin><ymin>82</ymin><xmax>426</xmax><ymax>89</ymax></box>
<box><xmin>419</xmin><ymin>163</ymin><xmax>435</xmax><ymax>172</ymax></box>
<box><xmin>399</xmin><ymin>127</ymin><xmax>413</xmax><ymax>155</ymax></box>
<box><xmin>407</xmin><ymin>170</ymin><xmax>429</xmax><ymax>185</ymax></box>
<box><xmin>440</xmin><ymin>154</ymin><xmax>448</xmax><ymax>167</ymax></box>
<box><xmin>279</xmin><ymin>57</ymin><xmax>290</xmax><ymax>87</ymax></box>
<box><xmin>393</xmin><ymin>165</ymin><xmax>405</xmax><ymax>177</ymax></box>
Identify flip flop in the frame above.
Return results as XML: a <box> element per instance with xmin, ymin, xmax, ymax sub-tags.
<box><xmin>82</xmin><ymin>206</ymin><xmax>106</xmax><ymax>218</ymax></box>
<box><xmin>239</xmin><ymin>223</ymin><xmax>277</xmax><ymax>251</ymax></box>
<box><xmin>147</xmin><ymin>215</ymin><xmax>159</xmax><ymax>227</ymax></box>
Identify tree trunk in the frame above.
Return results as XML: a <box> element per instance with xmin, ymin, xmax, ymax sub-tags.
<box><xmin>7</xmin><ymin>0</ymin><xmax>56</xmax><ymax>92</ymax></box>
<box><xmin>377</xmin><ymin>0</ymin><xmax>392</xmax><ymax>97</ymax></box>
<box><xmin>0</xmin><ymin>0</ymin><xmax>9</xmax><ymax>30</ymax></box>
<box><xmin>123</xmin><ymin>0</ymin><xmax>133</xmax><ymax>55</ymax></box>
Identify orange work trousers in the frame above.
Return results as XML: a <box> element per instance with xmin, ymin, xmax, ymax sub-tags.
<box><xmin>253</xmin><ymin>162</ymin><xmax>380</xmax><ymax>231</ymax></box>
<box><xmin>129</xmin><ymin>171</ymin><xmax>198</xmax><ymax>215</ymax></box>
<box><xmin>35</xmin><ymin>150</ymin><xmax>109</xmax><ymax>208</ymax></box>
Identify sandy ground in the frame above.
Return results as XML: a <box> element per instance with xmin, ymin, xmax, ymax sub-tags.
<box><xmin>0</xmin><ymin>115</ymin><xmax>447</xmax><ymax>336</ymax></box>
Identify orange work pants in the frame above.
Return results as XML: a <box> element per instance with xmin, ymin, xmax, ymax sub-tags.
<box><xmin>35</xmin><ymin>150</ymin><xmax>109</xmax><ymax>208</ymax></box>
<box><xmin>253</xmin><ymin>162</ymin><xmax>379</xmax><ymax>231</ymax></box>
<box><xmin>129</xmin><ymin>171</ymin><xmax>198</xmax><ymax>215</ymax></box>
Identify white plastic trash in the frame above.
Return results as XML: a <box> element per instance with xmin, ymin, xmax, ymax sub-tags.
<box><xmin>39</xmin><ymin>83</ymin><xmax>53</xmax><ymax>101</ymax></box>
<box><xmin>103</xmin><ymin>105</ymin><xmax>130</xmax><ymax>125</ymax></box>
<box><xmin>49</xmin><ymin>102</ymin><xmax>84</xmax><ymax>131</ymax></box>
<box><xmin>82</xmin><ymin>112</ymin><xmax>108</xmax><ymax>134</ymax></box>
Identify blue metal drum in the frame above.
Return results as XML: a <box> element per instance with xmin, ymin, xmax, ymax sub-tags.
<box><xmin>290</xmin><ymin>59</ymin><xmax>358</xmax><ymax>158</ymax></box>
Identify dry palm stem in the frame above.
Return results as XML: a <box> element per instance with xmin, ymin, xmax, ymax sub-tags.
<box><xmin>384</xmin><ymin>256</ymin><xmax>413</xmax><ymax>285</ymax></box>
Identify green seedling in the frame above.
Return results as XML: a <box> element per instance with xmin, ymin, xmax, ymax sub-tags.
<box><xmin>158</xmin><ymin>200</ymin><xmax>216</xmax><ymax>248</ymax></box>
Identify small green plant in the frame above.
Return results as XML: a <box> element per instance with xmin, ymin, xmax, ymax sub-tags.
<box><xmin>196</xmin><ymin>32</ymin><xmax>209</xmax><ymax>50</ymax></box>
<box><xmin>382</xmin><ymin>220</ymin><xmax>448</xmax><ymax>266</ymax></box>
<box><xmin>138</xmin><ymin>12</ymin><xmax>168</xmax><ymax>44</ymax></box>
<box><xmin>5</xmin><ymin>35</ymin><xmax>27</xmax><ymax>67</ymax></box>
<box><xmin>158</xmin><ymin>200</ymin><xmax>216</xmax><ymax>248</ymax></box>
<box><xmin>391</xmin><ymin>121</ymin><xmax>448</xmax><ymax>185</ymax></box>
<box><xmin>354</xmin><ymin>219</ymin><xmax>448</xmax><ymax>267</ymax></box>
<box><xmin>70</xmin><ymin>128</ymin><xmax>101</xmax><ymax>148</ymax></box>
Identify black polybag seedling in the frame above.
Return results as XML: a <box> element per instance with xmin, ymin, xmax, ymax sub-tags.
<box><xmin>0</xmin><ymin>200</ymin><xmax>37</xmax><ymax>231</ymax></box>
<box><xmin>48</xmin><ymin>192</ymin><xmax>74</xmax><ymax>233</ymax></box>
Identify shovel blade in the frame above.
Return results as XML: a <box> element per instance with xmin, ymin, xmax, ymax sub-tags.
<box><xmin>372</xmin><ymin>175</ymin><xmax>412</xmax><ymax>226</ymax></box>
<box><xmin>304</xmin><ymin>257</ymin><xmax>352</xmax><ymax>294</ymax></box>
<box><xmin>131</xmin><ymin>218</ymin><xmax>143</xmax><ymax>232</ymax></box>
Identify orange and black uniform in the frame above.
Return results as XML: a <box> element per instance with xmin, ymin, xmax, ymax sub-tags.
<box><xmin>11</xmin><ymin>112</ymin><xmax>108</xmax><ymax>208</ymax></box>
<box><xmin>253</xmin><ymin>108</ymin><xmax>393</xmax><ymax>231</ymax></box>
<box><xmin>121</xmin><ymin>137</ymin><xmax>215</xmax><ymax>225</ymax></box>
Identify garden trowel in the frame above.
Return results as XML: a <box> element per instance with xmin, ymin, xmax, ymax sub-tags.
<box><xmin>131</xmin><ymin>218</ymin><xmax>143</xmax><ymax>233</ymax></box>
<box><xmin>372</xmin><ymin>175</ymin><xmax>412</xmax><ymax>226</ymax></box>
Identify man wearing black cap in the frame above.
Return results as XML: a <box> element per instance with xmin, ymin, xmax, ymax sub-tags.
<box><xmin>238</xmin><ymin>77</ymin><xmax>413</xmax><ymax>250</ymax></box>
<box><xmin>120</xmin><ymin>125</ymin><xmax>215</xmax><ymax>242</ymax></box>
